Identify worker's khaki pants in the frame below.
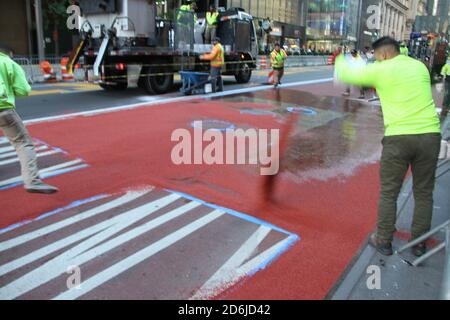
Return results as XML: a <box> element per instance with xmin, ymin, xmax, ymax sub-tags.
<box><xmin>0</xmin><ymin>109</ymin><xmax>41</xmax><ymax>187</ymax></box>
<box><xmin>377</xmin><ymin>133</ymin><xmax>441</xmax><ymax>242</ymax></box>
<box><xmin>204</xmin><ymin>26</ymin><xmax>216</xmax><ymax>44</ymax></box>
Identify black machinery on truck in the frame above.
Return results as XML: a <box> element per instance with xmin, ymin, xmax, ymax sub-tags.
<box><xmin>68</xmin><ymin>0</ymin><xmax>258</xmax><ymax>94</ymax></box>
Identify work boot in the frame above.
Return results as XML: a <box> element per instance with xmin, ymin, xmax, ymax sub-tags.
<box><xmin>412</xmin><ymin>242</ymin><xmax>427</xmax><ymax>257</ymax></box>
<box><xmin>25</xmin><ymin>182</ymin><xmax>59</xmax><ymax>194</ymax></box>
<box><xmin>368</xmin><ymin>232</ymin><xmax>393</xmax><ymax>256</ymax></box>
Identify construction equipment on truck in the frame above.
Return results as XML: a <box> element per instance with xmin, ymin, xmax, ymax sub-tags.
<box><xmin>67</xmin><ymin>0</ymin><xmax>258</xmax><ymax>94</ymax></box>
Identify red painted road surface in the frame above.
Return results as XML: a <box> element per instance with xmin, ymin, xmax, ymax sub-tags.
<box><xmin>0</xmin><ymin>82</ymin><xmax>386</xmax><ymax>299</ymax></box>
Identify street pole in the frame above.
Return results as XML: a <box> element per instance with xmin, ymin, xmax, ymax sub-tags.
<box><xmin>34</xmin><ymin>0</ymin><xmax>45</xmax><ymax>61</ymax></box>
<box><xmin>25</xmin><ymin>0</ymin><xmax>34</xmax><ymax>59</ymax></box>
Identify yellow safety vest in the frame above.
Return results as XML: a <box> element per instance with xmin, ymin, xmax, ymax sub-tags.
<box><xmin>206</xmin><ymin>12</ymin><xmax>219</xmax><ymax>26</ymax></box>
<box><xmin>441</xmin><ymin>63</ymin><xmax>450</xmax><ymax>76</ymax></box>
<box><xmin>271</xmin><ymin>50</ymin><xmax>286</xmax><ymax>69</ymax></box>
<box><xmin>212</xmin><ymin>44</ymin><xmax>225</xmax><ymax>67</ymax></box>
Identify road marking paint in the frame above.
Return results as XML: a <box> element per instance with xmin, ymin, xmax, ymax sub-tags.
<box><xmin>0</xmin><ymin>137</ymin><xmax>9</xmax><ymax>144</ymax></box>
<box><xmin>0</xmin><ymin>145</ymin><xmax>14</xmax><ymax>154</ymax></box>
<box><xmin>0</xmin><ymin>145</ymin><xmax>49</xmax><ymax>160</ymax></box>
<box><xmin>191</xmin><ymin>225</ymin><xmax>271</xmax><ymax>299</ymax></box>
<box><xmin>192</xmin><ymin>235</ymin><xmax>297</xmax><ymax>300</ymax></box>
<box><xmin>23</xmin><ymin>78</ymin><xmax>333</xmax><ymax>125</ymax></box>
<box><xmin>0</xmin><ymin>193</ymin><xmax>183</xmax><ymax>281</ymax></box>
<box><xmin>238</xmin><ymin>235</ymin><xmax>297</xmax><ymax>275</ymax></box>
<box><xmin>0</xmin><ymin>186</ymin><xmax>300</xmax><ymax>300</ymax></box>
<box><xmin>30</xmin><ymin>89</ymin><xmax>68</xmax><ymax>96</ymax></box>
<box><xmin>169</xmin><ymin>189</ymin><xmax>295</xmax><ymax>236</ymax></box>
<box><xmin>53</xmin><ymin>209</ymin><xmax>225</xmax><ymax>300</ymax></box>
<box><xmin>0</xmin><ymin>190</ymin><xmax>147</xmax><ymax>251</ymax></box>
<box><xmin>0</xmin><ymin>194</ymin><xmax>109</xmax><ymax>235</ymax></box>
<box><xmin>0</xmin><ymin>150</ymin><xmax>59</xmax><ymax>166</ymax></box>
<box><xmin>0</xmin><ymin>159</ymin><xmax>84</xmax><ymax>189</ymax></box>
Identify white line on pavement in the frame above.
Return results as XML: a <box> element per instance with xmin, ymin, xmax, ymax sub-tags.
<box><xmin>53</xmin><ymin>209</ymin><xmax>225</xmax><ymax>300</ymax></box>
<box><xmin>0</xmin><ymin>190</ymin><xmax>147</xmax><ymax>251</ymax></box>
<box><xmin>191</xmin><ymin>225</ymin><xmax>271</xmax><ymax>300</ymax></box>
<box><xmin>0</xmin><ymin>159</ymin><xmax>84</xmax><ymax>188</ymax></box>
<box><xmin>0</xmin><ymin>150</ymin><xmax>59</xmax><ymax>166</ymax></box>
<box><xmin>0</xmin><ymin>145</ymin><xmax>49</xmax><ymax>160</ymax></box>
<box><xmin>22</xmin><ymin>78</ymin><xmax>333</xmax><ymax>125</ymax></box>
<box><xmin>0</xmin><ymin>193</ymin><xmax>185</xmax><ymax>279</ymax></box>
<box><xmin>0</xmin><ymin>145</ymin><xmax>14</xmax><ymax>154</ymax></box>
<box><xmin>0</xmin><ymin>193</ymin><xmax>182</xmax><ymax>300</ymax></box>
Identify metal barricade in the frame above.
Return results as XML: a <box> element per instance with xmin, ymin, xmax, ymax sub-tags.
<box><xmin>13</xmin><ymin>57</ymin><xmax>35</xmax><ymax>83</ymax></box>
<box><xmin>174</xmin><ymin>9</ymin><xmax>194</xmax><ymax>52</ymax></box>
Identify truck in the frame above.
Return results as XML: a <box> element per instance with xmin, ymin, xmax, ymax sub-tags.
<box><xmin>409</xmin><ymin>32</ymin><xmax>448</xmax><ymax>81</ymax></box>
<box><xmin>68</xmin><ymin>0</ymin><xmax>258</xmax><ymax>94</ymax></box>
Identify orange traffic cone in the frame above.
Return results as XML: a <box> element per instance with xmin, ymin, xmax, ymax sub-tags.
<box><xmin>60</xmin><ymin>57</ymin><xmax>74</xmax><ymax>81</ymax></box>
<box><xmin>39</xmin><ymin>61</ymin><xmax>57</xmax><ymax>82</ymax></box>
<box><xmin>267</xmin><ymin>70</ymin><xmax>274</xmax><ymax>84</ymax></box>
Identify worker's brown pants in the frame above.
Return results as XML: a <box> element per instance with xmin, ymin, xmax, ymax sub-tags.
<box><xmin>377</xmin><ymin>133</ymin><xmax>441</xmax><ymax>242</ymax></box>
<box><xmin>273</xmin><ymin>68</ymin><xmax>284</xmax><ymax>85</ymax></box>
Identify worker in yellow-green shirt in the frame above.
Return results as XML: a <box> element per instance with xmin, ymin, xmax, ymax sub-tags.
<box><xmin>0</xmin><ymin>43</ymin><xmax>58</xmax><ymax>194</ymax></box>
<box><xmin>270</xmin><ymin>43</ymin><xmax>287</xmax><ymax>88</ymax></box>
<box><xmin>399</xmin><ymin>42</ymin><xmax>409</xmax><ymax>56</ymax></box>
<box><xmin>205</xmin><ymin>5</ymin><xmax>219</xmax><ymax>44</ymax></box>
<box><xmin>178</xmin><ymin>1</ymin><xmax>197</xmax><ymax>26</ymax></box>
<box><xmin>335</xmin><ymin>37</ymin><xmax>441</xmax><ymax>257</ymax></box>
<box><xmin>440</xmin><ymin>58</ymin><xmax>450</xmax><ymax>118</ymax></box>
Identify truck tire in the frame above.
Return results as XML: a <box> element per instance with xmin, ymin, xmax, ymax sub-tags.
<box><xmin>99</xmin><ymin>82</ymin><xmax>127</xmax><ymax>91</ymax></box>
<box><xmin>142</xmin><ymin>66</ymin><xmax>174</xmax><ymax>95</ymax></box>
<box><xmin>235</xmin><ymin>63</ymin><xmax>252</xmax><ymax>83</ymax></box>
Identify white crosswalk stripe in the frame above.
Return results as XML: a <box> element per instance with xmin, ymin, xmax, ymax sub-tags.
<box><xmin>0</xmin><ymin>188</ymin><xmax>298</xmax><ymax>300</ymax></box>
<box><xmin>0</xmin><ymin>159</ymin><xmax>85</xmax><ymax>188</ymax></box>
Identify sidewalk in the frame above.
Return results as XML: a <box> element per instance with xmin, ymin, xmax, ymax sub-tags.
<box><xmin>329</xmin><ymin>116</ymin><xmax>450</xmax><ymax>300</ymax></box>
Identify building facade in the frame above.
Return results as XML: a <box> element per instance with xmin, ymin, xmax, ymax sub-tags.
<box><xmin>305</xmin><ymin>0</ymin><xmax>361</xmax><ymax>53</ymax></box>
<box><xmin>414</xmin><ymin>0</ymin><xmax>450</xmax><ymax>35</ymax></box>
<box><xmin>0</xmin><ymin>0</ymin><xmax>33</xmax><ymax>56</ymax></box>
<box><xmin>379</xmin><ymin>0</ymin><xmax>410</xmax><ymax>41</ymax></box>
<box><xmin>226</xmin><ymin>0</ymin><xmax>307</xmax><ymax>53</ymax></box>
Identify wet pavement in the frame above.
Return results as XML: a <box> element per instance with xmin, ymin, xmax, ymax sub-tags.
<box><xmin>0</xmin><ymin>77</ymin><xmax>446</xmax><ymax>299</ymax></box>
<box><xmin>330</xmin><ymin>118</ymin><xmax>450</xmax><ymax>300</ymax></box>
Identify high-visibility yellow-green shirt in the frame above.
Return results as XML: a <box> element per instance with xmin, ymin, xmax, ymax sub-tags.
<box><xmin>0</xmin><ymin>52</ymin><xmax>31</xmax><ymax>110</ymax></box>
<box><xmin>441</xmin><ymin>63</ymin><xmax>450</xmax><ymax>76</ymax></box>
<box><xmin>206</xmin><ymin>12</ymin><xmax>219</xmax><ymax>26</ymax></box>
<box><xmin>400</xmin><ymin>46</ymin><xmax>408</xmax><ymax>56</ymax></box>
<box><xmin>178</xmin><ymin>4</ymin><xmax>197</xmax><ymax>24</ymax></box>
<box><xmin>335</xmin><ymin>54</ymin><xmax>440</xmax><ymax>136</ymax></box>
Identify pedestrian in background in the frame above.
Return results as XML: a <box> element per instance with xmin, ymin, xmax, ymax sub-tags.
<box><xmin>335</xmin><ymin>37</ymin><xmax>441</xmax><ymax>257</ymax></box>
<box><xmin>270</xmin><ymin>43</ymin><xmax>287</xmax><ymax>88</ymax></box>
<box><xmin>342</xmin><ymin>49</ymin><xmax>365</xmax><ymax>99</ymax></box>
<box><xmin>0</xmin><ymin>44</ymin><xmax>58</xmax><ymax>194</ymax></box>
<box><xmin>205</xmin><ymin>4</ymin><xmax>219</xmax><ymax>44</ymax></box>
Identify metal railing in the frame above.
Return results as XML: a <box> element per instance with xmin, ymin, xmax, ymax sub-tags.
<box><xmin>396</xmin><ymin>116</ymin><xmax>450</xmax><ymax>300</ymax></box>
<box><xmin>13</xmin><ymin>57</ymin><xmax>35</xmax><ymax>83</ymax></box>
